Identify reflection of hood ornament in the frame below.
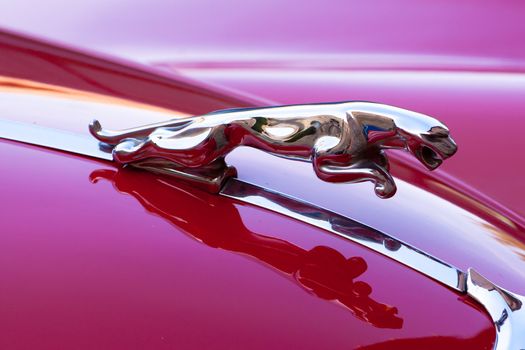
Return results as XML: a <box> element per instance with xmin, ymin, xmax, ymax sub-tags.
<box><xmin>90</xmin><ymin>167</ymin><xmax>404</xmax><ymax>329</ymax></box>
<box><xmin>90</xmin><ymin>101</ymin><xmax>457</xmax><ymax>198</ymax></box>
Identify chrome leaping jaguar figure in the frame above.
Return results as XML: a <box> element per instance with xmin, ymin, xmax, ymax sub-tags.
<box><xmin>89</xmin><ymin>102</ymin><xmax>457</xmax><ymax>198</ymax></box>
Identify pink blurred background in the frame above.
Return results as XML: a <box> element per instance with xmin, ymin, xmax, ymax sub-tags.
<box><xmin>1</xmin><ymin>0</ymin><xmax>524</xmax><ymax>69</ymax></box>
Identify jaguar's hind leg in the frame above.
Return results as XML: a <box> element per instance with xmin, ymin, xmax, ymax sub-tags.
<box><xmin>132</xmin><ymin>157</ymin><xmax>237</xmax><ymax>193</ymax></box>
<box><xmin>112</xmin><ymin>137</ymin><xmax>152</xmax><ymax>164</ymax></box>
<box><xmin>102</xmin><ymin>124</ymin><xmax>236</xmax><ymax>192</ymax></box>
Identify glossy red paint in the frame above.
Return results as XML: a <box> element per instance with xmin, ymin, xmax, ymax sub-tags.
<box><xmin>0</xmin><ymin>139</ymin><xmax>494</xmax><ymax>349</ymax></box>
<box><xmin>0</xmin><ymin>30</ymin><xmax>257</xmax><ymax>116</ymax></box>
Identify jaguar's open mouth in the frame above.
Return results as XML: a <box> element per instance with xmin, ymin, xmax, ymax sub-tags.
<box><xmin>418</xmin><ymin>146</ymin><xmax>443</xmax><ymax>170</ymax></box>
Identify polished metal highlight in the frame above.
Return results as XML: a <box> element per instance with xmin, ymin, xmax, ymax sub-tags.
<box><xmin>0</xmin><ymin>116</ymin><xmax>521</xmax><ymax>349</ymax></box>
<box><xmin>0</xmin><ymin>118</ymin><xmax>113</xmax><ymax>160</ymax></box>
<box><xmin>89</xmin><ymin>102</ymin><xmax>457</xmax><ymax>197</ymax></box>
<box><xmin>221</xmin><ymin>179</ymin><xmax>467</xmax><ymax>292</ymax></box>
<box><xmin>466</xmin><ymin>269</ymin><xmax>525</xmax><ymax>350</ymax></box>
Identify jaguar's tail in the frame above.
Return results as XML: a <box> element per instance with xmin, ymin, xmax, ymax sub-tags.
<box><xmin>89</xmin><ymin>118</ymin><xmax>193</xmax><ymax>145</ymax></box>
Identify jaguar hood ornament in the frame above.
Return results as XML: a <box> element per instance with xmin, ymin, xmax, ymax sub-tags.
<box><xmin>89</xmin><ymin>101</ymin><xmax>457</xmax><ymax>198</ymax></box>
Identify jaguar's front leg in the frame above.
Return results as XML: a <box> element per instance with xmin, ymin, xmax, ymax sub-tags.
<box><xmin>312</xmin><ymin>152</ymin><xmax>396</xmax><ymax>198</ymax></box>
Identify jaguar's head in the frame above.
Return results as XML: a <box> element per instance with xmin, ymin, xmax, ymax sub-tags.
<box><xmin>404</xmin><ymin>123</ymin><xmax>457</xmax><ymax>171</ymax></box>
<box><xmin>351</xmin><ymin>103</ymin><xmax>458</xmax><ymax>172</ymax></box>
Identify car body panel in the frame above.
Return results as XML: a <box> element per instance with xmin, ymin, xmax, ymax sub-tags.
<box><xmin>0</xmin><ymin>139</ymin><xmax>495</xmax><ymax>349</ymax></box>
<box><xmin>0</xmin><ymin>29</ymin><xmax>258</xmax><ymax>116</ymax></box>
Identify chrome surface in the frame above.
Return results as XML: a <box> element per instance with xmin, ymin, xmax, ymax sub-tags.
<box><xmin>90</xmin><ymin>101</ymin><xmax>457</xmax><ymax>197</ymax></box>
<box><xmin>0</xmin><ymin>118</ymin><xmax>113</xmax><ymax>160</ymax></box>
<box><xmin>0</xmin><ymin>117</ymin><xmax>520</xmax><ymax>350</ymax></box>
<box><xmin>221</xmin><ymin>179</ymin><xmax>467</xmax><ymax>292</ymax></box>
<box><xmin>466</xmin><ymin>269</ymin><xmax>525</xmax><ymax>350</ymax></box>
